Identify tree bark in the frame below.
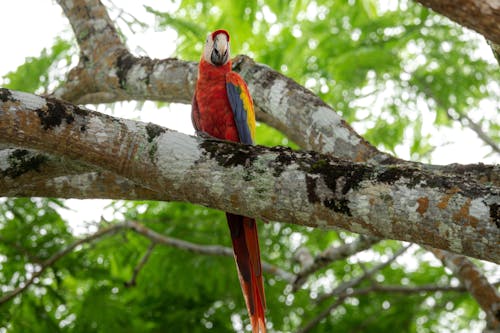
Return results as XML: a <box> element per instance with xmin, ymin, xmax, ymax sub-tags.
<box><xmin>1</xmin><ymin>89</ymin><xmax>498</xmax><ymax>263</ymax></box>
<box><xmin>431</xmin><ymin>248</ymin><xmax>500</xmax><ymax>328</ymax></box>
<box><xmin>414</xmin><ymin>0</ymin><xmax>500</xmax><ymax>44</ymax></box>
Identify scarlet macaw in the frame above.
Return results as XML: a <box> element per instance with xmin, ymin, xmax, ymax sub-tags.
<box><xmin>192</xmin><ymin>30</ymin><xmax>266</xmax><ymax>333</ymax></box>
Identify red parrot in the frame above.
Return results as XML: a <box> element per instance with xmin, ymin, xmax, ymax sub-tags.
<box><xmin>192</xmin><ymin>29</ymin><xmax>266</xmax><ymax>333</ymax></box>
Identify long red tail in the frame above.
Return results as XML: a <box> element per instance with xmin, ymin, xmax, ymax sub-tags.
<box><xmin>226</xmin><ymin>213</ymin><xmax>266</xmax><ymax>333</ymax></box>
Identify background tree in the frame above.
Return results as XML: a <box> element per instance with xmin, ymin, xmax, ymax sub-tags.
<box><xmin>0</xmin><ymin>1</ymin><xmax>499</xmax><ymax>332</ymax></box>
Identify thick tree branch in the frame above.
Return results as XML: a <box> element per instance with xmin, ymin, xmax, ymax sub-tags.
<box><xmin>0</xmin><ymin>148</ymin><xmax>162</xmax><ymax>200</ymax></box>
<box><xmin>53</xmin><ymin>0</ymin><xmax>199</xmax><ymax>105</ymax></box>
<box><xmin>51</xmin><ymin>0</ymin><xmax>498</xmax><ymax>170</ymax></box>
<box><xmin>53</xmin><ymin>0</ymin><xmax>130</xmax><ymax>103</ymax></box>
<box><xmin>0</xmin><ymin>89</ymin><xmax>498</xmax><ymax>263</ymax></box>
<box><xmin>414</xmin><ymin>0</ymin><xmax>500</xmax><ymax>45</ymax></box>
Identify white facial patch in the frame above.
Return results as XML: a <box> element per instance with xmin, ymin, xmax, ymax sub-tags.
<box><xmin>202</xmin><ymin>33</ymin><xmax>215</xmax><ymax>64</ymax></box>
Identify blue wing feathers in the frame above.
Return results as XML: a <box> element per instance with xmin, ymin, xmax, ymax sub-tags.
<box><xmin>226</xmin><ymin>82</ymin><xmax>254</xmax><ymax>145</ymax></box>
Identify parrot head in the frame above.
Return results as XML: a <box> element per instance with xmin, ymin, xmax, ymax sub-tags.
<box><xmin>203</xmin><ymin>29</ymin><xmax>230</xmax><ymax>66</ymax></box>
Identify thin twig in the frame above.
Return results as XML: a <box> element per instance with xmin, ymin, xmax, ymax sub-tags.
<box><xmin>487</xmin><ymin>40</ymin><xmax>500</xmax><ymax>66</ymax></box>
<box><xmin>123</xmin><ymin>221</ymin><xmax>295</xmax><ymax>282</ymax></box>
<box><xmin>293</xmin><ymin>235</ymin><xmax>381</xmax><ymax>291</ymax></box>
<box><xmin>0</xmin><ymin>220</ymin><xmax>295</xmax><ymax>305</ymax></box>
<box><xmin>316</xmin><ymin>244</ymin><xmax>412</xmax><ymax>304</ymax></box>
<box><xmin>459</xmin><ymin>113</ymin><xmax>500</xmax><ymax>154</ymax></box>
<box><xmin>295</xmin><ymin>279</ymin><xmax>492</xmax><ymax>333</ymax></box>
<box><xmin>0</xmin><ymin>224</ymin><xmax>123</xmax><ymax>305</ymax></box>
<box><xmin>124</xmin><ymin>242</ymin><xmax>156</xmax><ymax>287</ymax></box>
<box><xmin>0</xmin><ymin>236</ymin><xmax>44</xmax><ymax>264</ymax></box>
<box><xmin>295</xmin><ymin>296</ymin><xmax>347</xmax><ymax>333</ymax></box>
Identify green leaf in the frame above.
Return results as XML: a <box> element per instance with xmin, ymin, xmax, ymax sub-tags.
<box><xmin>2</xmin><ymin>38</ymin><xmax>72</xmax><ymax>93</ymax></box>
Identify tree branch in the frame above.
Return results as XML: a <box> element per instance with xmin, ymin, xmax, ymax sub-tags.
<box><xmin>295</xmin><ymin>295</ymin><xmax>345</xmax><ymax>333</ymax></box>
<box><xmin>124</xmin><ymin>242</ymin><xmax>156</xmax><ymax>287</ymax></box>
<box><xmin>51</xmin><ymin>0</ymin><xmax>393</xmax><ymax>164</ymax></box>
<box><xmin>0</xmin><ymin>89</ymin><xmax>498</xmax><ymax>263</ymax></box>
<box><xmin>316</xmin><ymin>244</ymin><xmax>412</xmax><ymax>303</ymax></box>
<box><xmin>0</xmin><ymin>223</ymin><xmax>123</xmax><ymax>306</ymax></box>
<box><xmin>50</xmin><ymin>0</ymin><xmax>499</xmax><ymax>172</ymax></box>
<box><xmin>121</xmin><ymin>220</ymin><xmax>294</xmax><ymax>282</ymax></box>
<box><xmin>292</xmin><ymin>235</ymin><xmax>381</xmax><ymax>291</ymax></box>
<box><xmin>413</xmin><ymin>0</ymin><xmax>500</xmax><ymax>44</ymax></box>
<box><xmin>295</xmin><ymin>281</ymin><xmax>495</xmax><ymax>333</ymax></box>
<box><xmin>0</xmin><ymin>220</ymin><xmax>293</xmax><ymax>305</ymax></box>
<box><xmin>53</xmin><ymin>0</ymin><xmax>130</xmax><ymax>103</ymax></box>
<box><xmin>431</xmin><ymin>248</ymin><xmax>500</xmax><ymax>329</ymax></box>
<box><xmin>0</xmin><ymin>148</ymin><xmax>162</xmax><ymax>200</ymax></box>
<box><xmin>296</xmin><ymin>244</ymin><xmax>411</xmax><ymax>333</ymax></box>
<box><xmin>458</xmin><ymin>114</ymin><xmax>500</xmax><ymax>155</ymax></box>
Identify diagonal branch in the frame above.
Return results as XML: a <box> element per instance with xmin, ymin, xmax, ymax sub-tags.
<box><xmin>458</xmin><ymin>113</ymin><xmax>500</xmax><ymax>155</ymax></box>
<box><xmin>316</xmin><ymin>244</ymin><xmax>412</xmax><ymax>303</ymax></box>
<box><xmin>124</xmin><ymin>242</ymin><xmax>156</xmax><ymax>287</ymax></box>
<box><xmin>431</xmin><ymin>248</ymin><xmax>500</xmax><ymax>329</ymax></box>
<box><xmin>296</xmin><ymin>244</ymin><xmax>412</xmax><ymax>333</ymax></box>
<box><xmin>53</xmin><ymin>0</ymin><xmax>130</xmax><ymax>103</ymax></box>
<box><xmin>0</xmin><ymin>223</ymin><xmax>123</xmax><ymax>306</ymax></box>
<box><xmin>295</xmin><ymin>295</ymin><xmax>346</xmax><ymax>333</ymax></box>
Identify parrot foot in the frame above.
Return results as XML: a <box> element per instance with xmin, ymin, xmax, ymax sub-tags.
<box><xmin>195</xmin><ymin>130</ymin><xmax>213</xmax><ymax>139</ymax></box>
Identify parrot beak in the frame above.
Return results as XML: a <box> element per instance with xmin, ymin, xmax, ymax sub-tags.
<box><xmin>211</xmin><ymin>35</ymin><xmax>229</xmax><ymax>66</ymax></box>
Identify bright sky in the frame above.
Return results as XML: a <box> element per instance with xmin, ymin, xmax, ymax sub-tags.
<box><xmin>0</xmin><ymin>1</ymin><xmax>498</xmax><ymax>229</ymax></box>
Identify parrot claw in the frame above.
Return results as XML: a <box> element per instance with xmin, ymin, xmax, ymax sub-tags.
<box><xmin>195</xmin><ymin>130</ymin><xmax>213</xmax><ymax>139</ymax></box>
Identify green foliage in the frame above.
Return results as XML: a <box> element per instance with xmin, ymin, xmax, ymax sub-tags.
<box><xmin>2</xmin><ymin>38</ymin><xmax>72</xmax><ymax>94</ymax></box>
<box><xmin>0</xmin><ymin>199</ymin><xmax>486</xmax><ymax>332</ymax></box>
<box><xmin>255</xmin><ymin>122</ymin><xmax>299</xmax><ymax>148</ymax></box>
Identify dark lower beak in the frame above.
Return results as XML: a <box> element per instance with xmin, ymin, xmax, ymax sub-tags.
<box><xmin>211</xmin><ymin>48</ymin><xmax>228</xmax><ymax>66</ymax></box>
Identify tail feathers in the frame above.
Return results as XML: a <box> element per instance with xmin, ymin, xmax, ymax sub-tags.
<box><xmin>250</xmin><ymin>270</ymin><xmax>266</xmax><ymax>333</ymax></box>
<box><xmin>227</xmin><ymin>213</ymin><xmax>266</xmax><ymax>333</ymax></box>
